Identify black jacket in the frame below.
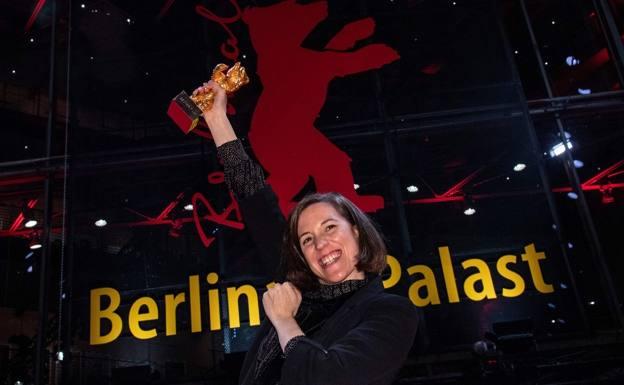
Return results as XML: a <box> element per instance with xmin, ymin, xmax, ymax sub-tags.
<box><xmin>237</xmin><ymin>186</ymin><xmax>419</xmax><ymax>385</ymax></box>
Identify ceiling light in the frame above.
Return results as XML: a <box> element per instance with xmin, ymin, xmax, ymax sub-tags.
<box><xmin>573</xmin><ymin>160</ymin><xmax>584</xmax><ymax>168</ymax></box>
<box><xmin>463</xmin><ymin>207</ymin><xmax>476</xmax><ymax>216</ymax></box>
<box><xmin>24</xmin><ymin>219</ymin><xmax>38</xmax><ymax>228</ymax></box>
<box><xmin>549</xmin><ymin>141</ymin><xmax>573</xmax><ymax>157</ymax></box>
<box><xmin>513</xmin><ymin>163</ymin><xmax>526</xmax><ymax>172</ymax></box>
<box><xmin>29</xmin><ymin>239</ymin><xmax>42</xmax><ymax>250</ymax></box>
<box><xmin>406</xmin><ymin>185</ymin><xmax>419</xmax><ymax>193</ymax></box>
<box><xmin>184</xmin><ymin>204</ymin><xmax>194</xmax><ymax>211</ymax></box>
<box><xmin>567</xmin><ymin>192</ymin><xmax>578</xmax><ymax>200</ymax></box>
<box><xmin>565</xmin><ymin>56</ymin><xmax>580</xmax><ymax>66</ymax></box>
<box><xmin>577</xmin><ymin>88</ymin><xmax>592</xmax><ymax>95</ymax></box>
<box><xmin>353</xmin><ymin>184</ymin><xmax>360</xmax><ymax>190</ymax></box>
<box><xmin>94</xmin><ymin>219</ymin><xmax>107</xmax><ymax>227</ymax></box>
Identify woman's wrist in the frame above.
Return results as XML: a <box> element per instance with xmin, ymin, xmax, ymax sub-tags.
<box><xmin>203</xmin><ymin>111</ymin><xmax>237</xmax><ymax>146</ymax></box>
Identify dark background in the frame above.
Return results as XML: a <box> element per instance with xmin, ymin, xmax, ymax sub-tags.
<box><xmin>1</xmin><ymin>0</ymin><xmax>623</xmax><ymax>384</ymax></box>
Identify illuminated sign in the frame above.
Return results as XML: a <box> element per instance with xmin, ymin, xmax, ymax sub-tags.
<box><xmin>90</xmin><ymin>243</ymin><xmax>553</xmax><ymax>345</ymax></box>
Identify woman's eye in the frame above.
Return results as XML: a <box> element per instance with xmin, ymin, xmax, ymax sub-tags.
<box><xmin>326</xmin><ymin>224</ymin><xmax>336</xmax><ymax>231</ymax></box>
<box><xmin>301</xmin><ymin>237</ymin><xmax>312</xmax><ymax>246</ymax></box>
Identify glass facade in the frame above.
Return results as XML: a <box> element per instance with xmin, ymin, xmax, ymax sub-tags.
<box><xmin>1</xmin><ymin>0</ymin><xmax>623</xmax><ymax>383</ymax></box>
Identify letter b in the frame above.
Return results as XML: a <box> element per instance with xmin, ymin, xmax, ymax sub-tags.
<box><xmin>90</xmin><ymin>287</ymin><xmax>123</xmax><ymax>345</ymax></box>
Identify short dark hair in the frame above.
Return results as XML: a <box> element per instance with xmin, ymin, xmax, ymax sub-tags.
<box><xmin>282</xmin><ymin>192</ymin><xmax>387</xmax><ymax>290</ymax></box>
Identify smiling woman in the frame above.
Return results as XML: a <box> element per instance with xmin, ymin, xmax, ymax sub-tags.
<box><xmin>196</xmin><ymin>80</ymin><xmax>420</xmax><ymax>385</ymax></box>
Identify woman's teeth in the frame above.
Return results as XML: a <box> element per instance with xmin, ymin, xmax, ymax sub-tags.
<box><xmin>320</xmin><ymin>251</ymin><xmax>340</xmax><ymax>267</ymax></box>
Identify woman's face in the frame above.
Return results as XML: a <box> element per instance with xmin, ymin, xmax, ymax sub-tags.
<box><xmin>296</xmin><ymin>202</ymin><xmax>364</xmax><ymax>284</ymax></box>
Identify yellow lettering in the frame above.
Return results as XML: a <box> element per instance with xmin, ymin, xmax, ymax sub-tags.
<box><xmin>90</xmin><ymin>287</ymin><xmax>123</xmax><ymax>345</ymax></box>
<box><xmin>207</xmin><ymin>273</ymin><xmax>221</xmax><ymax>331</ymax></box>
<box><xmin>383</xmin><ymin>255</ymin><xmax>402</xmax><ymax>289</ymax></box>
<box><xmin>164</xmin><ymin>293</ymin><xmax>186</xmax><ymax>336</ymax></box>
<box><xmin>496</xmin><ymin>255</ymin><xmax>525</xmax><ymax>298</ymax></box>
<box><xmin>406</xmin><ymin>264</ymin><xmax>441</xmax><ymax>307</ymax></box>
<box><xmin>128</xmin><ymin>297</ymin><xmax>158</xmax><ymax>339</ymax></box>
<box><xmin>189</xmin><ymin>275</ymin><xmax>202</xmax><ymax>332</ymax></box>
<box><xmin>462</xmin><ymin>258</ymin><xmax>497</xmax><ymax>301</ymax></box>
<box><xmin>521</xmin><ymin>244</ymin><xmax>554</xmax><ymax>293</ymax></box>
<box><xmin>439</xmin><ymin>247</ymin><xmax>460</xmax><ymax>303</ymax></box>
<box><xmin>227</xmin><ymin>285</ymin><xmax>260</xmax><ymax>328</ymax></box>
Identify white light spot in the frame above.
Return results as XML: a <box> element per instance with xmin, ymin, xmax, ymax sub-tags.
<box><xmin>464</xmin><ymin>207</ymin><xmax>476</xmax><ymax>216</ymax></box>
<box><xmin>353</xmin><ymin>184</ymin><xmax>360</xmax><ymax>190</ymax></box>
<box><xmin>184</xmin><ymin>204</ymin><xmax>194</xmax><ymax>211</ymax></box>
<box><xmin>24</xmin><ymin>220</ymin><xmax>38</xmax><ymax>228</ymax></box>
<box><xmin>95</xmin><ymin>219</ymin><xmax>108</xmax><ymax>227</ymax></box>
<box><xmin>406</xmin><ymin>185</ymin><xmax>419</xmax><ymax>193</ymax></box>
<box><xmin>578</xmin><ymin>88</ymin><xmax>592</xmax><ymax>95</ymax></box>
<box><xmin>573</xmin><ymin>159</ymin><xmax>584</xmax><ymax>168</ymax></box>
<box><xmin>567</xmin><ymin>192</ymin><xmax>578</xmax><ymax>200</ymax></box>
<box><xmin>513</xmin><ymin>163</ymin><xmax>526</xmax><ymax>172</ymax></box>
<box><xmin>126</xmin><ymin>18</ymin><xmax>132</xmax><ymax>24</ymax></box>
<box><xmin>549</xmin><ymin>140</ymin><xmax>573</xmax><ymax>157</ymax></box>
<box><xmin>566</xmin><ymin>56</ymin><xmax>580</xmax><ymax>66</ymax></box>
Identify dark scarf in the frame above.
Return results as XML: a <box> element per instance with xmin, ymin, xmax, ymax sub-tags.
<box><xmin>253</xmin><ymin>277</ymin><xmax>370</xmax><ymax>385</ymax></box>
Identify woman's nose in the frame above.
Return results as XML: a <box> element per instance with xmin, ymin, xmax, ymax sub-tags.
<box><xmin>314</xmin><ymin>236</ymin><xmax>328</xmax><ymax>249</ymax></box>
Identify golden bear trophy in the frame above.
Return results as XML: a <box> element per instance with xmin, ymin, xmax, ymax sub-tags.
<box><xmin>168</xmin><ymin>62</ymin><xmax>250</xmax><ymax>134</ymax></box>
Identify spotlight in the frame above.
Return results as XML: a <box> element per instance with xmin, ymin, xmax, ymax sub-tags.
<box><xmin>353</xmin><ymin>184</ymin><xmax>360</xmax><ymax>190</ymax></box>
<box><xmin>184</xmin><ymin>204</ymin><xmax>194</xmax><ymax>211</ymax></box>
<box><xmin>577</xmin><ymin>88</ymin><xmax>592</xmax><ymax>95</ymax></box>
<box><xmin>56</xmin><ymin>351</ymin><xmax>64</xmax><ymax>361</ymax></box>
<box><xmin>565</xmin><ymin>56</ymin><xmax>580</xmax><ymax>66</ymax></box>
<box><xmin>406</xmin><ymin>185</ymin><xmax>419</xmax><ymax>193</ymax></box>
<box><xmin>573</xmin><ymin>159</ymin><xmax>584</xmax><ymax>168</ymax></box>
<box><xmin>549</xmin><ymin>132</ymin><xmax>573</xmax><ymax>157</ymax></box>
<box><xmin>513</xmin><ymin>163</ymin><xmax>526</xmax><ymax>172</ymax></box>
<box><xmin>24</xmin><ymin>219</ymin><xmax>38</xmax><ymax>228</ymax></box>
<box><xmin>29</xmin><ymin>232</ymin><xmax>42</xmax><ymax>250</ymax></box>
<box><xmin>567</xmin><ymin>192</ymin><xmax>578</xmax><ymax>200</ymax></box>
<box><xmin>463</xmin><ymin>195</ymin><xmax>476</xmax><ymax>216</ymax></box>
<box><xmin>94</xmin><ymin>219</ymin><xmax>107</xmax><ymax>227</ymax></box>
<box><xmin>29</xmin><ymin>240</ymin><xmax>42</xmax><ymax>250</ymax></box>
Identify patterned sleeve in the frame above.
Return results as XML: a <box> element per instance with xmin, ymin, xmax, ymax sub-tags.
<box><xmin>216</xmin><ymin>139</ymin><xmax>267</xmax><ymax>199</ymax></box>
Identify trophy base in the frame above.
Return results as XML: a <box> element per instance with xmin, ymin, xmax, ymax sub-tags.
<box><xmin>167</xmin><ymin>91</ymin><xmax>204</xmax><ymax>134</ymax></box>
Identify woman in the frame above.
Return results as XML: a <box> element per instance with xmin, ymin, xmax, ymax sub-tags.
<box><xmin>196</xmin><ymin>81</ymin><xmax>419</xmax><ymax>385</ymax></box>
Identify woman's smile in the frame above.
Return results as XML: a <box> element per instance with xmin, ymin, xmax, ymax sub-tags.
<box><xmin>297</xmin><ymin>202</ymin><xmax>364</xmax><ymax>284</ymax></box>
